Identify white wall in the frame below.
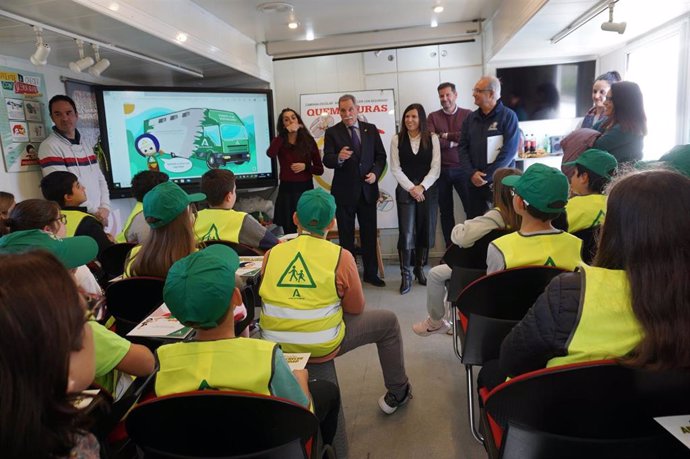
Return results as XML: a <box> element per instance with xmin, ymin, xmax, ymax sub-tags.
<box><xmin>272</xmin><ymin>40</ymin><xmax>483</xmax><ymax>258</ymax></box>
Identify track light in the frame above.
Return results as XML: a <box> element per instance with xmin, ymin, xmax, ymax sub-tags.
<box><xmin>601</xmin><ymin>2</ymin><xmax>626</xmax><ymax>34</ymax></box>
<box><xmin>551</xmin><ymin>0</ymin><xmax>610</xmax><ymax>44</ymax></box>
<box><xmin>29</xmin><ymin>25</ymin><xmax>51</xmax><ymax>66</ymax></box>
<box><xmin>88</xmin><ymin>44</ymin><xmax>110</xmax><ymax>77</ymax></box>
<box><xmin>287</xmin><ymin>8</ymin><xmax>299</xmax><ymax>29</ymax></box>
<box><xmin>69</xmin><ymin>39</ymin><xmax>94</xmax><ymax>72</ymax></box>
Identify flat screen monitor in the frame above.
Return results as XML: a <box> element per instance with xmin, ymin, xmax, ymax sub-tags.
<box><xmin>497</xmin><ymin>60</ymin><xmax>596</xmax><ymax>121</ymax></box>
<box><xmin>96</xmin><ymin>86</ymin><xmax>276</xmax><ymax>198</ymax></box>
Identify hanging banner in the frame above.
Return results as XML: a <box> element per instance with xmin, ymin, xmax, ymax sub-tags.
<box><xmin>300</xmin><ymin>89</ymin><xmax>398</xmax><ymax>228</ymax></box>
<box><xmin>0</xmin><ymin>67</ymin><xmax>50</xmax><ymax>173</ymax></box>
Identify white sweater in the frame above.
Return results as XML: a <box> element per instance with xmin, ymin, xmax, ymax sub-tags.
<box><xmin>450</xmin><ymin>208</ymin><xmax>506</xmax><ymax>248</ymax></box>
<box><xmin>38</xmin><ymin>129</ymin><xmax>110</xmax><ymax>214</ymax></box>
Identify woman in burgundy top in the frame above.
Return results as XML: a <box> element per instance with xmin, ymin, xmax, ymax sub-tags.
<box><xmin>267</xmin><ymin>108</ymin><xmax>324</xmax><ymax>234</ymax></box>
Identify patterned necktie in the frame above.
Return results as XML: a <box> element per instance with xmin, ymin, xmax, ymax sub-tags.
<box><xmin>349</xmin><ymin>125</ymin><xmax>361</xmax><ymax>153</ymax></box>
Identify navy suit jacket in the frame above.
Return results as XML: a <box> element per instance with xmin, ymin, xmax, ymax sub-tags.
<box><xmin>322</xmin><ymin>121</ymin><xmax>387</xmax><ymax>205</ymax></box>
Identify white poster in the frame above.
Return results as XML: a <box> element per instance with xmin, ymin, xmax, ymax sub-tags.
<box><xmin>300</xmin><ymin>89</ymin><xmax>398</xmax><ymax>228</ymax></box>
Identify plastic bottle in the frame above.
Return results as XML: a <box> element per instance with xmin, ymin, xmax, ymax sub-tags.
<box><xmin>529</xmin><ymin>134</ymin><xmax>536</xmax><ymax>153</ymax></box>
<box><xmin>543</xmin><ymin>134</ymin><xmax>551</xmax><ymax>154</ymax></box>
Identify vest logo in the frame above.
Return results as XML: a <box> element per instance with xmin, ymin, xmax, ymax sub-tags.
<box><xmin>292</xmin><ymin>289</ymin><xmax>302</xmax><ymax>298</ymax></box>
<box><xmin>201</xmin><ymin>223</ymin><xmax>220</xmax><ymax>241</ymax></box>
<box><xmin>197</xmin><ymin>379</ymin><xmax>217</xmax><ymax>391</ymax></box>
<box><xmin>544</xmin><ymin>256</ymin><xmax>556</xmax><ymax>267</ymax></box>
<box><xmin>488</xmin><ymin>121</ymin><xmax>498</xmax><ymax>131</ymax></box>
<box><xmin>591</xmin><ymin>210</ymin><xmax>605</xmax><ymax>227</ymax></box>
<box><xmin>277</xmin><ymin>252</ymin><xmax>316</xmax><ymax>288</ymax></box>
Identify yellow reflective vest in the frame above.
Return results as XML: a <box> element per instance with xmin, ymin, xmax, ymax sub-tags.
<box><xmin>259</xmin><ymin>235</ymin><xmax>344</xmax><ymax>357</ymax></box>
<box><xmin>63</xmin><ymin>209</ymin><xmax>89</xmax><ymax>237</ymax></box>
<box><xmin>116</xmin><ymin>202</ymin><xmax>143</xmax><ymax>243</ymax></box>
<box><xmin>547</xmin><ymin>264</ymin><xmax>643</xmax><ymax>368</ymax></box>
<box><xmin>492</xmin><ymin>231</ymin><xmax>582</xmax><ymax>271</ymax></box>
<box><xmin>566</xmin><ymin>194</ymin><xmax>607</xmax><ymax>233</ymax></box>
<box><xmin>155</xmin><ymin>338</ymin><xmax>278</xmax><ymax>397</ymax></box>
<box><xmin>194</xmin><ymin>208</ymin><xmax>246</xmax><ymax>243</ymax></box>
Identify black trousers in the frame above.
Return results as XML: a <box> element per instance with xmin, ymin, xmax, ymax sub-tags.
<box><xmin>335</xmin><ymin>195</ymin><xmax>378</xmax><ymax>278</ymax></box>
<box><xmin>465</xmin><ymin>183</ymin><xmax>492</xmax><ymax>219</ymax></box>
<box><xmin>308</xmin><ymin>379</ymin><xmax>341</xmax><ymax>446</ymax></box>
<box><xmin>395</xmin><ymin>184</ymin><xmax>439</xmax><ymax>250</ymax></box>
<box><xmin>275</xmin><ymin>180</ymin><xmax>314</xmax><ymax>235</ymax></box>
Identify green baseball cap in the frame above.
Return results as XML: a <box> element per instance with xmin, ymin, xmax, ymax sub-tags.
<box><xmin>563</xmin><ymin>149</ymin><xmax>618</xmax><ymax>179</ymax></box>
<box><xmin>637</xmin><ymin>144</ymin><xmax>690</xmax><ymax>178</ymax></box>
<box><xmin>143</xmin><ymin>181</ymin><xmax>205</xmax><ymax>229</ymax></box>
<box><xmin>502</xmin><ymin>163</ymin><xmax>569</xmax><ymax>214</ymax></box>
<box><xmin>0</xmin><ymin>229</ymin><xmax>98</xmax><ymax>269</ymax></box>
<box><xmin>296</xmin><ymin>188</ymin><xmax>336</xmax><ymax>235</ymax></box>
<box><xmin>163</xmin><ymin>244</ymin><xmax>240</xmax><ymax>329</ymax></box>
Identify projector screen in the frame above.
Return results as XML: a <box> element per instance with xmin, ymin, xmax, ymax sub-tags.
<box><xmin>96</xmin><ymin>86</ymin><xmax>276</xmax><ymax>197</ymax></box>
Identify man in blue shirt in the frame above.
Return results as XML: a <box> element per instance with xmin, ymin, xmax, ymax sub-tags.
<box><xmin>459</xmin><ymin>76</ymin><xmax>520</xmax><ymax>219</ymax></box>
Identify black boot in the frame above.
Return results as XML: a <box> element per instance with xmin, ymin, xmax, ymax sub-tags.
<box><xmin>414</xmin><ymin>248</ymin><xmax>428</xmax><ymax>285</ymax></box>
<box><xmin>399</xmin><ymin>249</ymin><xmax>413</xmax><ymax>295</ymax></box>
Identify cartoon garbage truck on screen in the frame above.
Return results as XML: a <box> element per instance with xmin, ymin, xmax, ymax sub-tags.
<box><xmin>134</xmin><ymin>108</ymin><xmax>251</xmax><ymax>169</ymax></box>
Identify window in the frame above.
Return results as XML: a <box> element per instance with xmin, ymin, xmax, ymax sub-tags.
<box><xmin>626</xmin><ymin>29</ymin><xmax>682</xmax><ymax>159</ymax></box>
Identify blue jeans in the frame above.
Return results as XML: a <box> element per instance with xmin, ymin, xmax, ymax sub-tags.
<box><xmin>437</xmin><ymin>167</ymin><xmax>469</xmax><ymax>246</ymax></box>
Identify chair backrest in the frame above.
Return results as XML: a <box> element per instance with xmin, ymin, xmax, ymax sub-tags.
<box><xmin>441</xmin><ymin>229</ymin><xmax>509</xmax><ymax>269</ymax></box>
<box><xmin>499</xmin><ymin>421</ymin><xmax>689</xmax><ymax>459</ymax></box>
<box><xmin>100</xmin><ymin>242</ymin><xmax>136</xmax><ymax>278</ymax></box>
<box><xmin>572</xmin><ymin>226</ymin><xmax>599</xmax><ymax>264</ymax></box>
<box><xmin>234</xmin><ymin>283</ymin><xmax>257</xmax><ymax>336</ymax></box>
<box><xmin>456</xmin><ymin>266</ymin><xmax>567</xmax><ymax>365</ymax></box>
<box><xmin>105</xmin><ymin>277</ymin><xmax>165</xmax><ymax>336</ymax></box>
<box><xmin>126</xmin><ymin>391</ymin><xmax>319</xmax><ymax>459</ymax></box>
<box><xmin>485</xmin><ymin>361</ymin><xmax>690</xmax><ymax>445</ymax></box>
<box><xmin>199</xmin><ymin>239</ymin><xmax>262</xmax><ymax>256</ymax></box>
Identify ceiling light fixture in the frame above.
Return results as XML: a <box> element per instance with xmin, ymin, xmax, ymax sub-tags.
<box><xmin>306</xmin><ymin>29</ymin><xmax>315</xmax><ymax>41</ymax></box>
<box><xmin>433</xmin><ymin>5</ymin><xmax>444</xmax><ymax>14</ymax></box>
<box><xmin>287</xmin><ymin>9</ymin><xmax>299</xmax><ymax>29</ymax></box>
<box><xmin>68</xmin><ymin>39</ymin><xmax>94</xmax><ymax>73</ymax></box>
<box><xmin>29</xmin><ymin>25</ymin><xmax>51</xmax><ymax>66</ymax></box>
<box><xmin>431</xmin><ymin>19</ymin><xmax>439</xmax><ymax>28</ymax></box>
<box><xmin>176</xmin><ymin>32</ymin><xmax>188</xmax><ymax>43</ymax></box>
<box><xmin>601</xmin><ymin>1</ymin><xmax>626</xmax><ymax>34</ymax></box>
<box><xmin>0</xmin><ymin>8</ymin><xmax>203</xmax><ymax>78</ymax></box>
<box><xmin>550</xmin><ymin>0</ymin><xmax>612</xmax><ymax>44</ymax></box>
<box><xmin>88</xmin><ymin>44</ymin><xmax>110</xmax><ymax>77</ymax></box>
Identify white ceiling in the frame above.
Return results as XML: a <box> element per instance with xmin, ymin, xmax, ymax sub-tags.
<box><xmin>493</xmin><ymin>0</ymin><xmax>690</xmax><ymax>63</ymax></box>
<box><xmin>0</xmin><ymin>0</ymin><xmax>689</xmax><ymax>86</ymax></box>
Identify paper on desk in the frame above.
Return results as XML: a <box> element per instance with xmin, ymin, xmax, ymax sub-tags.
<box><xmin>127</xmin><ymin>303</ymin><xmax>193</xmax><ymax>339</ymax></box>
<box><xmin>73</xmin><ymin>389</ymin><xmax>100</xmax><ymax>410</ymax></box>
<box><xmin>487</xmin><ymin>135</ymin><xmax>503</xmax><ymax>164</ymax></box>
<box><xmin>654</xmin><ymin>415</ymin><xmax>690</xmax><ymax>449</ymax></box>
<box><xmin>284</xmin><ymin>353</ymin><xmax>310</xmax><ymax>371</ymax></box>
<box><xmin>238</xmin><ymin>256</ymin><xmax>263</xmax><ymax>277</ymax></box>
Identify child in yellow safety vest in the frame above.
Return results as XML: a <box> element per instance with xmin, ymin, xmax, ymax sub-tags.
<box><xmin>155</xmin><ymin>244</ymin><xmax>340</xmax><ymax>445</ymax></box>
<box><xmin>40</xmin><ymin>170</ymin><xmax>113</xmax><ymax>261</ymax></box>
<box><xmin>195</xmin><ymin>169</ymin><xmax>279</xmax><ymax>251</ymax></box>
<box><xmin>562</xmin><ymin>148</ymin><xmax>618</xmax><ymax>233</ymax></box>
<box><xmin>487</xmin><ymin>164</ymin><xmax>583</xmax><ymax>273</ymax></box>
<box><xmin>115</xmin><ymin>170</ymin><xmax>169</xmax><ymax>243</ymax></box>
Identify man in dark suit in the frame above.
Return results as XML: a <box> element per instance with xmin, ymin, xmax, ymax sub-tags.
<box><xmin>323</xmin><ymin>94</ymin><xmax>387</xmax><ymax>286</ymax></box>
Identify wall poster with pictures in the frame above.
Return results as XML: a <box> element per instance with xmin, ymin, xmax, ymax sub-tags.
<box><xmin>0</xmin><ymin>66</ymin><xmax>49</xmax><ymax>173</ymax></box>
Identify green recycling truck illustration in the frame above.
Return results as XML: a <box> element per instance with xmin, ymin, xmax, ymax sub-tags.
<box><xmin>134</xmin><ymin>108</ymin><xmax>251</xmax><ymax>169</ymax></box>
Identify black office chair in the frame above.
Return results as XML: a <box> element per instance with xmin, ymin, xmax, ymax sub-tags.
<box><xmin>199</xmin><ymin>239</ymin><xmax>263</xmax><ymax>256</ymax></box>
<box><xmin>572</xmin><ymin>226</ymin><xmax>599</xmax><ymax>264</ymax></box>
<box><xmin>105</xmin><ymin>277</ymin><xmax>165</xmax><ymax>336</ymax></box>
<box><xmin>100</xmin><ymin>242</ymin><xmax>136</xmax><ymax>279</ymax></box>
<box><xmin>482</xmin><ymin>361</ymin><xmax>690</xmax><ymax>459</ymax></box>
<box><xmin>451</xmin><ymin>266</ymin><xmax>567</xmax><ymax>443</ymax></box>
<box><xmin>126</xmin><ymin>391</ymin><xmax>321</xmax><ymax>459</ymax></box>
<box><xmin>442</xmin><ymin>229</ymin><xmax>508</xmax><ymax>308</ymax></box>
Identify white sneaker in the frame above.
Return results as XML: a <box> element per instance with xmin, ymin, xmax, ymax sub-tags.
<box><xmin>412</xmin><ymin>317</ymin><xmax>451</xmax><ymax>336</ymax></box>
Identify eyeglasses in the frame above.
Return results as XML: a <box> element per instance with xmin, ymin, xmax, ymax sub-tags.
<box><xmin>472</xmin><ymin>88</ymin><xmax>492</xmax><ymax>94</ymax></box>
<box><xmin>55</xmin><ymin>214</ymin><xmax>68</xmax><ymax>225</ymax></box>
<box><xmin>510</xmin><ymin>189</ymin><xmax>530</xmax><ymax>206</ymax></box>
